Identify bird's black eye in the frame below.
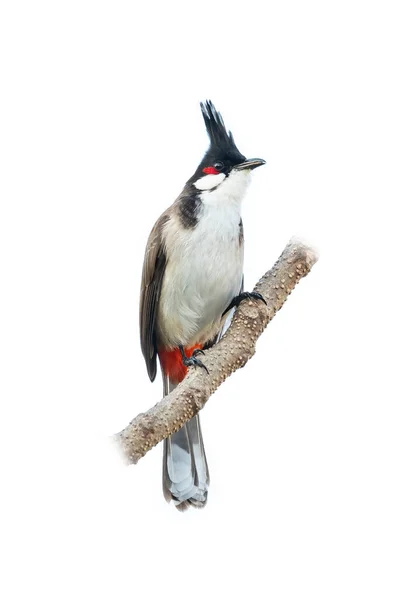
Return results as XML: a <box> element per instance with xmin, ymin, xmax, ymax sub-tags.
<box><xmin>213</xmin><ymin>161</ymin><xmax>224</xmax><ymax>171</ymax></box>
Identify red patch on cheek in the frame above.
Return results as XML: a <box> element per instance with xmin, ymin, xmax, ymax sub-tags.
<box><xmin>202</xmin><ymin>166</ymin><xmax>220</xmax><ymax>175</ymax></box>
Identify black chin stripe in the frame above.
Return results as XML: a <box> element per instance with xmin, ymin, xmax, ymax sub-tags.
<box><xmin>178</xmin><ymin>194</ymin><xmax>201</xmax><ymax>228</ymax></box>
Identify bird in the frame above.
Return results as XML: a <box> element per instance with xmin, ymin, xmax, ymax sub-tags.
<box><xmin>139</xmin><ymin>100</ymin><xmax>265</xmax><ymax>510</ymax></box>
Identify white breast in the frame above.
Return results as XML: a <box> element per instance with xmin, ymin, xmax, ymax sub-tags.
<box><xmin>157</xmin><ymin>170</ymin><xmax>251</xmax><ymax>348</ymax></box>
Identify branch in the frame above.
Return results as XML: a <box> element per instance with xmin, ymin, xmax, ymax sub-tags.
<box><xmin>114</xmin><ymin>238</ymin><xmax>318</xmax><ymax>464</ymax></box>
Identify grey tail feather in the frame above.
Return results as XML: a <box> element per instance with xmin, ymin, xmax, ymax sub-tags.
<box><xmin>162</xmin><ymin>372</ymin><xmax>209</xmax><ymax>511</ymax></box>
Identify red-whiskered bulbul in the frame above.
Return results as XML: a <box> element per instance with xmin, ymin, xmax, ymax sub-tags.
<box><xmin>140</xmin><ymin>100</ymin><xmax>265</xmax><ymax>510</ymax></box>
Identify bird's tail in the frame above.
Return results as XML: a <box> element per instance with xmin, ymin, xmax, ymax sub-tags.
<box><xmin>162</xmin><ymin>372</ymin><xmax>209</xmax><ymax>511</ymax></box>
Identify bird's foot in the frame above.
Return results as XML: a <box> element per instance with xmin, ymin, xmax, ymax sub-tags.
<box><xmin>192</xmin><ymin>348</ymin><xmax>205</xmax><ymax>358</ymax></box>
<box><xmin>179</xmin><ymin>346</ymin><xmax>209</xmax><ymax>374</ymax></box>
<box><xmin>222</xmin><ymin>291</ymin><xmax>267</xmax><ymax>317</ymax></box>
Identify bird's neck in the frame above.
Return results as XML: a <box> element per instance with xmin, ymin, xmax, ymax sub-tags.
<box><xmin>197</xmin><ymin>169</ymin><xmax>252</xmax><ymax>212</ymax></box>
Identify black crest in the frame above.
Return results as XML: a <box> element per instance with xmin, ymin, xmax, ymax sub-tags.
<box><xmin>185</xmin><ymin>100</ymin><xmax>246</xmax><ymax>187</ymax></box>
<box><xmin>200</xmin><ymin>100</ymin><xmax>239</xmax><ymax>153</ymax></box>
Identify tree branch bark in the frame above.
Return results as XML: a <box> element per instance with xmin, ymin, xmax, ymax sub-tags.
<box><xmin>114</xmin><ymin>238</ymin><xmax>318</xmax><ymax>465</ymax></box>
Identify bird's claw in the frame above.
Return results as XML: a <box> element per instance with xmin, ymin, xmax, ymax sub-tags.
<box><xmin>179</xmin><ymin>346</ymin><xmax>209</xmax><ymax>374</ymax></box>
<box><xmin>192</xmin><ymin>348</ymin><xmax>205</xmax><ymax>357</ymax></box>
<box><xmin>246</xmin><ymin>292</ymin><xmax>267</xmax><ymax>306</ymax></box>
<box><xmin>183</xmin><ymin>356</ymin><xmax>209</xmax><ymax>375</ymax></box>
<box><xmin>222</xmin><ymin>291</ymin><xmax>267</xmax><ymax>317</ymax></box>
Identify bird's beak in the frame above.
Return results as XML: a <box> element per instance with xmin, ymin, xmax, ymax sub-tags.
<box><xmin>234</xmin><ymin>158</ymin><xmax>266</xmax><ymax>171</ymax></box>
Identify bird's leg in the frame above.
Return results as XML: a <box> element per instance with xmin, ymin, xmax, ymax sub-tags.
<box><xmin>179</xmin><ymin>345</ymin><xmax>209</xmax><ymax>374</ymax></box>
<box><xmin>222</xmin><ymin>291</ymin><xmax>267</xmax><ymax>317</ymax></box>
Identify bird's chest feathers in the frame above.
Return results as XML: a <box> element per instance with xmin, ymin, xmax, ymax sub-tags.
<box><xmin>194</xmin><ymin>198</ymin><xmax>242</xmax><ymax>253</ymax></box>
<box><xmin>166</xmin><ymin>195</ymin><xmax>243</xmax><ymax>282</ymax></box>
<box><xmin>160</xmin><ymin>193</ymin><xmax>244</xmax><ymax>345</ymax></box>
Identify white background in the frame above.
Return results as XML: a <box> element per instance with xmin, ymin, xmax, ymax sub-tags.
<box><xmin>1</xmin><ymin>1</ymin><xmax>399</xmax><ymax>598</ymax></box>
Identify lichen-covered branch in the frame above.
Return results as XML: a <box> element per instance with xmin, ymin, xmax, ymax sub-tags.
<box><xmin>114</xmin><ymin>238</ymin><xmax>318</xmax><ymax>464</ymax></box>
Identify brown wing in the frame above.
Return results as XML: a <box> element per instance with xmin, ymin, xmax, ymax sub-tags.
<box><xmin>139</xmin><ymin>213</ymin><xmax>169</xmax><ymax>381</ymax></box>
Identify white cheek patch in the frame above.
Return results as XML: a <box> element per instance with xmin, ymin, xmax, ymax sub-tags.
<box><xmin>194</xmin><ymin>172</ymin><xmax>226</xmax><ymax>190</ymax></box>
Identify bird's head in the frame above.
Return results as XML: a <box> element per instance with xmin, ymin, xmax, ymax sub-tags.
<box><xmin>187</xmin><ymin>100</ymin><xmax>265</xmax><ymax>194</ymax></box>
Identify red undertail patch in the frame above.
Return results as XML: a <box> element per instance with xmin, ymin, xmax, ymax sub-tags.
<box><xmin>158</xmin><ymin>344</ymin><xmax>203</xmax><ymax>384</ymax></box>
